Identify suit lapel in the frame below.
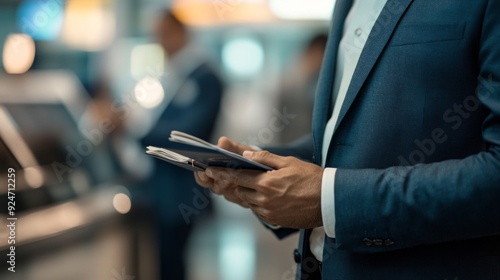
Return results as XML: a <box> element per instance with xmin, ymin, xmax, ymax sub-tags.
<box><xmin>305</xmin><ymin>0</ymin><xmax>414</xmax><ymax>275</ymax></box>
<box><xmin>312</xmin><ymin>0</ymin><xmax>354</xmax><ymax>165</ymax></box>
<box><xmin>333</xmin><ymin>0</ymin><xmax>414</xmax><ymax>132</ymax></box>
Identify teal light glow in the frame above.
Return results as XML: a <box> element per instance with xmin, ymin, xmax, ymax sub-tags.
<box><xmin>17</xmin><ymin>0</ymin><xmax>64</xmax><ymax>41</ymax></box>
<box><xmin>222</xmin><ymin>37</ymin><xmax>264</xmax><ymax>79</ymax></box>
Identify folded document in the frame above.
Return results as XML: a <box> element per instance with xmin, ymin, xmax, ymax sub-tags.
<box><xmin>146</xmin><ymin>131</ymin><xmax>273</xmax><ymax>172</ymax></box>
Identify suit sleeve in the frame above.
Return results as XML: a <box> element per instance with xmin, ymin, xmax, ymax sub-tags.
<box><xmin>334</xmin><ymin>0</ymin><xmax>500</xmax><ymax>253</ymax></box>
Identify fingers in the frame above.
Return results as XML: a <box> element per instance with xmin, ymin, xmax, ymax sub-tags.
<box><xmin>194</xmin><ymin>171</ymin><xmax>214</xmax><ymax>189</ymax></box>
<box><xmin>195</xmin><ymin>169</ymin><xmax>240</xmax><ymax>193</ymax></box>
<box><xmin>195</xmin><ymin>170</ymin><xmax>251</xmax><ymax>207</ymax></box>
<box><xmin>235</xmin><ymin>187</ymin><xmax>274</xmax><ymax>223</ymax></box>
<box><xmin>224</xmin><ymin>192</ymin><xmax>251</xmax><ymax>208</ymax></box>
<box><xmin>243</xmin><ymin>150</ymin><xmax>289</xmax><ymax>170</ymax></box>
<box><xmin>217</xmin><ymin>136</ymin><xmax>253</xmax><ymax>155</ymax></box>
<box><xmin>235</xmin><ymin>186</ymin><xmax>260</xmax><ymax>206</ymax></box>
<box><xmin>197</xmin><ymin>171</ymin><xmax>208</xmax><ymax>182</ymax></box>
<box><xmin>205</xmin><ymin>167</ymin><xmax>264</xmax><ymax>190</ymax></box>
<box><xmin>204</xmin><ymin>168</ymin><xmax>269</xmax><ymax>210</ymax></box>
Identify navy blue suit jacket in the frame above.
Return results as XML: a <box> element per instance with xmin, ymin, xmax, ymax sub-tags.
<box><xmin>270</xmin><ymin>0</ymin><xmax>500</xmax><ymax>279</ymax></box>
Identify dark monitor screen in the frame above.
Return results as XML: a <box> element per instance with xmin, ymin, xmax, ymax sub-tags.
<box><xmin>0</xmin><ymin>137</ymin><xmax>22</xmax><ymax>171</ymax></box>
<box><xmin>2</xmin><ymin>102</ymin><xmax>120</xmax><ymax>187</ymax></box>
<box><xmin>0</xmin><ymin>103</ymin><xmax>88</xmax><ymax>212</ymax></box>
<box><xmin>3</xmin><ymin>103</ymin><xmax>85</xmax><ymax>167</ymax></box>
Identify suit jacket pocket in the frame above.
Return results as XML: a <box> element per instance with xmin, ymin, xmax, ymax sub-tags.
<box><xmin>389</xmin><ymin>21</ymin><xmax>466</xmax><ymax>46</ymax></box>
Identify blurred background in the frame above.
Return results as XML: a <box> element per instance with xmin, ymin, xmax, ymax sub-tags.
<box><xmin>0</xmin><ymin>0</ymin><xmax>332</xmax><ymax>279</ymax></box>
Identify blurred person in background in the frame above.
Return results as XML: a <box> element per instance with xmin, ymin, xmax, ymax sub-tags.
<box><xmin>276</xmin><ymin>33</ymin><xmax>327</xmax><ymax>144</ymax></box>
<box><xmin>138</xmin><ymin>10</ymin><xmax>224</xmax><ymax>280</ymax></box>
<box><xmin>79</xmin><ymin>80</ymin><xmax>140</xmax><ymax>184</ymax></box>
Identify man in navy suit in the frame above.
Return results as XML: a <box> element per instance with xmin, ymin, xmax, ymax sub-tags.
<box><xmin>195</xmin><ymin>0</ymin><xmax>500</xmax><ymax>279</ymax></box>
<box><xmin>140</xmin><ymin>10</ymin><xmax>223</xmax><ymax>280</ymax></box>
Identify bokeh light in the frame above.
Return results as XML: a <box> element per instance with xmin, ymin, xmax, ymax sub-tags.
<box><xmin>112</xmin><ymin>193</ymin><xmax>132</xmax><ymax>214</ymax></box>
<box><xmin>130</xmin><ymin>43</ymin><xmax>164</xmax><ymax>81</ymax></box>
<box><xmin>16</xmin><ymin>0</ymin><xmax>64</xmax><ymax>41</ymax></box>
<box><xmin>134</xmin><ymin>77</ymin><xmax>165</xmax><ymax>109</ymax></box>
<box><xmin>24</xmin><ymin>166</ymin><xmax>45</xmax><ymax>189</ymax></box>
<box><xmin>269</xmin><ymin>0</ymin><xmax>336</xmax><ymax>20</ymax></box>
<box><xmin>2</xmin><ymin>33</ymin><xmax>36</xmax><ymax>74</ymax></box>
<box><xmin>222</xmin><ymin>37</ymin><xmax>264</xmax><ymax>79</ymax></box>
<box><xmin>61</xmin><ymin>0</ymin><xmax>116</xmax><ymax>51</ymax></box>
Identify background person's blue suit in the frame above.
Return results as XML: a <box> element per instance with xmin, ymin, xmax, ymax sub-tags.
<box><xmin>141</xmin><ymin>59</ymin><xmax>223</xmax><ymax>280</ymax></box>
<box><xmin>140</xmin><ymin>10</ymin><xmax>223</xmax><ymax>280</ymax></box>
<box><xmin>141</xmin><ymin>59</ymin><xmax>223</xmax><ymax>224</ymax></box>
<box><xmin>269</xmin><ymin>0</ymin><xmax>500</xmax><ymax>279</ymax></box>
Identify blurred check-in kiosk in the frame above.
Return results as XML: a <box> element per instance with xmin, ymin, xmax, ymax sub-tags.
<box><xmin>0</xmin><ymin>71</ymin><xmax>156</xmax><ymax>280</ymax></box>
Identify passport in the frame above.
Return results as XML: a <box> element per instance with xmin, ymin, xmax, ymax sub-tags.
<box><xmin>146</xmin><ymin>131</ymin><xmax>273</xmax><ymax>172</ymax></box>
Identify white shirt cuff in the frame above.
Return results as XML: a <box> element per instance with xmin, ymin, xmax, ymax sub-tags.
<box><xmin>322</xmin><ymin>167</ymin><xmax>337</xmax><ymax>238</ymax></box>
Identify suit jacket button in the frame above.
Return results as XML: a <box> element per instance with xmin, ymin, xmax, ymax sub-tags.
<box><xmin>363</xmin><ymin>238</ymin><xmax>373</xmax><ymax>246</ymax></box>
<box><xmin>293</xmin><ymin>249</ymin><xmax>301</xmax><ymax>263</ymax></box>
<box><xmin>384</xmin><ymin>239</ymin><xmax>395</xmax><ymax>246</ymax></box>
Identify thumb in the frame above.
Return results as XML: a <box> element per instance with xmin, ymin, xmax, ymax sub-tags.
<box><xmin>243</xmin><ymin>150</ymin><xmax>287</xmax><ymax>169</ymax></box>
<box><xmin>218</xmin><ymin>136</ymin><xmax>253</xmax><ymax>155</ymax></box>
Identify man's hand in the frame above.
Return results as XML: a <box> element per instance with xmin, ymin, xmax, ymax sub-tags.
<box><xmin>195</xmin><ymin>136</ymin><xmax>324</xmax><ymax>229</ymax></box>
<box><xmin>194</xmin><ymin>137</ymin><xmax>257</xmax><ymax>207</ymax></box>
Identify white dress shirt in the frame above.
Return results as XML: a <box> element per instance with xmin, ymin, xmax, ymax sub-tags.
<box><xmin>310</xmin><ymin>0</ymin><xmax>388</xmax><ymax>261</ymax></box>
